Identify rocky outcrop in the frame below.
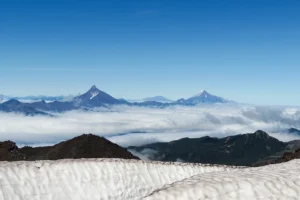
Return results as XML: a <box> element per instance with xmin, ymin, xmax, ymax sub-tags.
<box><xmin>0</xmin><ymin>134</ymin><xmax>138</xmax><ymax>161</ymax></box>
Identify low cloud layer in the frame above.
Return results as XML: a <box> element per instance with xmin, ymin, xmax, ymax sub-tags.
<box><xmin>1</xmin><ymin>104</ymin><xmax>300</xmax><ymax>147</ymax></box>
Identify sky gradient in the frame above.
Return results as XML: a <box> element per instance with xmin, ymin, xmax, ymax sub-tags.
<box><xmin>1</xmin><ymin>0</ymin><xmax>300</xmax><ymax>105</ymax></box>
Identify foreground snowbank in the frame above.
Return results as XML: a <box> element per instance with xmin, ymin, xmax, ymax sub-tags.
<box><xmin>0</xmin><ymin>159</ymin><xmax>234</xmax><ymax>200</ymax></box>
<box><xmin>1</xmin><ymin>158</ymin><xmax>299</xmax><ymax>200</ymax></box>
<box><xmin>145</xmin><ymin>159</ymin><xmax>300</xmax><ymax>200</ymax></box>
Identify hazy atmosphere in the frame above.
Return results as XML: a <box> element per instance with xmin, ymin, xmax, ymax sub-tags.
<box><xmin>1</xmin><ymin>1</ymin><xmax>300</xmax><ymax>199</ymax></box>
<box><xmin>1</xmin><ymin>104</ymin><xmax>299</xmax><ymax>147</ymax></box>
<box><xmin>1</xmin><ymin>0</ymin><xmax>300</xmax><ymax>105</ymax></box>
<box><xmin>1</xmin><ymin>0</ymin><xmax>300</xmax><ymax>150</ymax></box>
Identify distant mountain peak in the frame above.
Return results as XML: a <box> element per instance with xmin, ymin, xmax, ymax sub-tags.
<box><xmin>89</xmin><ymin>85</ymin><xmax>100</xmax><ymax>91</ymax></box>
<box><xmin>176</xmin><ymin>90</ymin><xmax>228</xmax><ymax>104</ymax></box>
<box><xmin>288</xmin><ymin>128</ymin><xmax>300</xmax><ymax>133</ymax></box>
<box><xmin>288</xmin><ymin>128</ymin><xmax>300</xmax><ymax>136</ymax></box>
<box><xmin>85</xmin><ymin>85</ymin><xmax>102</xmax><ymax>100</ymax></box>
<box><xmin>193</xmin><ymin>90</ymin><xmax>209</xmax><ymax>97</ymax></box>
<box><xmin>142</xmin><ymin>96</ymin><xmax>173</xmax><ymax>103</ymax></box>
<box><xmin>72</xmin><ymin>85</ymin><xmax>122</xmax><ymax>107</ymax></box>
<box><xmin>2</xmin><ymin>99</ymin><xmax>22</xmax><ymax>105</ymax></box>
<box><xmin>40</xmin><ymin>100</ymin><xmax>47</xmax><ymax>104</ymax></box>
<box><xmin>254</xmin><ymin>130</ymin><xmax>270</xmax><ymax>138</ymax></box>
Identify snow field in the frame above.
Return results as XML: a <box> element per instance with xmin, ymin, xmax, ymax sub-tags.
<box><xmin>0</xmin><ymin>159</ymin><xmax>235</xmax><ymax>200</ymax></box>
<box><xmin>145</xmin><ymin>159</ymin><xmax>300</xmax><ymax>200</ymax></box>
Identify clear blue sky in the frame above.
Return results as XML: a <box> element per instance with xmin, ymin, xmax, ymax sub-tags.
<box><xmin>0</xmin><ymin>0</ymin><xmax>300</xmax><ymax>105</ymax></box>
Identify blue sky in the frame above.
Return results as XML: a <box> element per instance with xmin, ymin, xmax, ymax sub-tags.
<box><xmin>0</xmin><ymin>0</ymin><xmax>300</xmax><ymax>105</ymax></box>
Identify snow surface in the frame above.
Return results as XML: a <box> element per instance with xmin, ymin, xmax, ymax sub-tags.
<box><xmin>145</xmin><ymin>159</ymin><xmax>300</xmax><ymax>200</ymax></box>
<box><xmin>192</xmin><ymin>90</ymin><xmax>206</xmax><ymax>97</ymax></box>
<box><xmin>0</xmin><ymin>158</ymin><xmax>299</xmax><ymax>200</ymax></box>
<box><xmin>90</xmin><ymin>91</ymin><xmax>99</xmax><ymax>100</ymax></box>
<box><xmin>0</xmin><ymin>159</ymin><xmax>234</xmax><ymax>200</ymax></box>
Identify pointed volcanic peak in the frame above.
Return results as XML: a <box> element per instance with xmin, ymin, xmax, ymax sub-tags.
<box><xmin>73</xmin><ymin>85</ymin><xmax>125</xmax><ymax>107</ymax></box>
<box><xmin>1</xmin><ymin>99</ymin><xmax>22</xmax><ymax>108</ymax></box>
<box><xmin>192</xmin><ymin>90</ymin><xmax>209</xmax><ymax>97</ymax></box>
<box><xmin>239</xmin><ymin>130</ymin><xmax>277</xmax><ymax>143</ymax></box>
<box><xmin>176</xmin><ymin>89</ymin><xmax>229</xmax><ymax>105</ymax></box>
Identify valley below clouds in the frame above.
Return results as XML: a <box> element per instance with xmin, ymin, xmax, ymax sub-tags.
<box><xmin>1</xmin><ymin>104</ymin><xmax>300</xmax><ymax>147</ymax></box>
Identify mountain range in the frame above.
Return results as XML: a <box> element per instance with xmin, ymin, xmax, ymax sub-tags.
<box><xmin>0</xmin><ymin>94</ymin><xmax>69</xmax><ymax>103</ymax></box>
<box><xmin>1</xmin><ymin>130</ymin><xmax>299</xmax><ymax>167</ymax></box>
<box><xmin>175</xmin><ymin>90</ymin><xmax>229</xmax><ymax>104</ymax></box>
<box><xmin>0</xmin><ymin>85</ymin><xmax>232</xmax><ymax>115</ymax></box>
<box><xmin>142</xmin><ymin>96</ymin><xmax>173</xmax><ymax>103</ymax></box>
<box><xmin>127</xmin><ymin>96</ymin><xmax>173</xmax><ymax>103</ymax></box>
<box><xmin>128</xmin><ymin>130</ymin><xmax>300</xmax><ymax>166</ymax></box>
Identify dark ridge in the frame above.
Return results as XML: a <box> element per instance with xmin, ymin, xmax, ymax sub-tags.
<box><xmin>288</xmin><ymin>128</ymin><xmax>300</xmax><ymax>136</ymax></box>
<box><xmin>252</xmin><ymin>147</ymin><xmax>300</xmax><ymax>167</ymax></box>
<box><xmin>0</xmin><ymin>134</ymin><xmax>138</xmax><ymax>161</ymax></box>
<box><xmin>128</xmin><ymin>130</ymin><xmax>287</xmax><ymax>166</ymax></box>
<box><xmin>289</xmin><ymin>128</ymin><xmax>300</xmax><ymax>133</ymax></box>
<box><xmin>0</xmin><ymin>141</ymin><xmax>27</xmax><ymax>161</ymax></box>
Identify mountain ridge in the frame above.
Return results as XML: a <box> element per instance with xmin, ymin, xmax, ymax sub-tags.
<box><xmin>128</xmin><ymin>130</ymin><xmax>288</xmax><ymax>166</ymax></box>
<box><xmin>176</xmin><ymin>90</ymin><xmax>229</xmax><ymax>104</ymax></box>
<box><xmin>0</xmin><ymin>134</ymin><xmax>138</xmax><ymax>161</ymax></box>
<box><xmin>0</xmin><ymin>85</ymin><xmax>232</xmax><ymax>115</ymax></box>
<box><xmin>73</xmin><ymin>85</ymin><xmax>123</xmax><ymax>107</ymax></box>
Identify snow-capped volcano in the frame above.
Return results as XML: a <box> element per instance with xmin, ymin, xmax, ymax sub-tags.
<box><xmin>0</xmin><ymin>86</ymin><xmax>235</xmax><ymax>115</ymax></box>
<box><xmin>73</xmin><ymin>85</ymin><xmax>124</xmax><ymax>107</ymax></box>
<box><xmin>176</xmin><ymin>90</ymin><xmax>229</xmax><ymax>105</ymax></box>
<box><xmin>192</xmin><ymin>90</ymin><xmax>209</xmax><ymax>98</ymax></box>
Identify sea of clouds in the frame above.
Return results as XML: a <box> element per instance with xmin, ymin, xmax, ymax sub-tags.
<box><xmin>1</xmin><ymin>104</ymin><xmax>300</xmax><ymax>147</ymax></box>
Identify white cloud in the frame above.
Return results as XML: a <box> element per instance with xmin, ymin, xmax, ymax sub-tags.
<box><xmin>0</xmin><ymin>104</ymin><xmax>300</xmax><ymax>147</ymax></box>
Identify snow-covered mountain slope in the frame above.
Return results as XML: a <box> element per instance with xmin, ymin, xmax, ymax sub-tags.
<box><xmin>0</xmin><ymin>159</ymin><xmax>235</xmax><ymax>200</ymax></box>
<box><xmin>145</xmin><ymin>159</ymin><xmax>300</xmax><ymax>200</ymax></box>
<box><xmin>175</xmin><ymin>90</ymin><xmax>230</xmax><ymax>105</ymax></box>
<box><xmin>1</xmin><ymin>158</ymin><xmax>299</xmax><ymax>200</ymax></box>
<box><xmin>185</xmin><ymin>90</ymin><xmax>229</xmax><ymax>104</ymax></box>
<box><xmin>72</xmin><ymin>85</ymin><xmax>123</xmax><ymax>107</ymax></box>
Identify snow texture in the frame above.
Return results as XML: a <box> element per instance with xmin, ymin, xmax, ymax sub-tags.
<box><xmin>0</xmin><ymin>159</ymin><xmax>234</xmax><ymax>200</ymax></box>
<box><xmin>0</xmin><ymin>158</ymin><xmax>299</xmax><ymax>200</ymax></box>
<box><xmin>90</xmin><ymin>91</ymin><xmax>99</xmax><ymax>100</ymax></box>
<box><xmin>192</xmin><ymin>90</ymin><xmax>206</xmax><ymax>97</ymax></box>
<box><xmin>145</xmin><ymin>159</ymin><xmax>300</xmax><ymax>200</ymax></box>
